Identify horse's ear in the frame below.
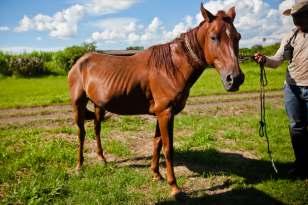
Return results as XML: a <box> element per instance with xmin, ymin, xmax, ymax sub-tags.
<box><xmin>227</xmin><ymin>6</ymin><xmax>236</xmax><ymax>22</ymax></box>
<box><xmin>200</xmin><ymin>3</ymin><xmax>215</xmax><ymax>22</ymax></box>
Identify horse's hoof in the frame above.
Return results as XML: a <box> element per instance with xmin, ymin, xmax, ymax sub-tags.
<box><xmin>172</xmin><ymin>191</ymin><xmax>188</xmax><ymax>202</ymax></box>
<box><xmin>97</xmin><ymin>156</ymin><xmax>107</xmax><ymax>164</ymax></box>
<box><xmin>172</xmin><ymin>189</ymin><xmax>188</xmax><ymax>202</ymax></box>
<box><xmin>152</xmin><ymin>174</ymin><xmax>164</xmax><ymax>182</ymax></box>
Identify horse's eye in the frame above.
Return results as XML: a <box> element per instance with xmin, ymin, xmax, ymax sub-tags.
<box><xmin>211</xmin><ymin>36</ymin><xmax>218</xmax><ymax>42</ymax></box>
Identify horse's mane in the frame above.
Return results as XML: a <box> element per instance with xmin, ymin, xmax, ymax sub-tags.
<box><xmin>148</xmin><ymin>22</ymin><xmax>206</xmax><ymax>76</ymax></box>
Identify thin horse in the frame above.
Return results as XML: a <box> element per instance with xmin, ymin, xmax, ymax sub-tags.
<box><xmin>68</xmin><ymin>4</ymin><xmax>244</xmax><ymax>197</ymax></box>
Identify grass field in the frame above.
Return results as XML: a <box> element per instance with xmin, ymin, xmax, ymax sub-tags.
<box><xmin>1</xmin><ymin>62</ymin><xmax>308</xmax><ymax>204</ymax></box>
<box><xmin>0</xmin><ymin>62</ymin><xmax>286</xmax><ymax>109</ymax></box>
<box><xmin>0</xmin><ymin>75</ymin><xmax>69</xmax><ymax>109</ymax></box>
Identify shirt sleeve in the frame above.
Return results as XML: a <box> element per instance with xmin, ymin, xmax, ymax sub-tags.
<box><xmin>264</xmin><ymin>38</ymin><xmax>286</xmax><ymax>68</ymax></box>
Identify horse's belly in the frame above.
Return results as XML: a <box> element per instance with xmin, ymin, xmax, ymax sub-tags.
<box><xmin>105</xmin><ymin>94</ymin><xmax>151</xmax><ymax>115</ymax></box>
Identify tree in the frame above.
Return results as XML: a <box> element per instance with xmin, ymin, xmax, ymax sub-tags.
<box><xmin>126</xmin><ymin>46</ymin><xmax>144</xmax><ymax>50</ymax></box>
<box><xmin>55</xmin><ymin>43</ymin><xmax>96</xmax><ymax>72</ymax></box>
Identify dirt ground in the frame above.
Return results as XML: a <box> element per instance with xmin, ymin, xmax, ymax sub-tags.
<box><xmin>0</xmin><ymin>90</ymin><xmax>284</xmax><ymax>197</ymax></box>
<box><xmin>0</xmin><ymin>90</ymin><xmax>283</xmax><ymax>126</ymax></box>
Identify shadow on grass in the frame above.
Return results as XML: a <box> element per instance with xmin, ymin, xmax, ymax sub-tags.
<box><xmin>117</xmin><ymin>148</ymin><xmax>292</xmax><ymax>204</ymax></box>
<box><xmin>118</xmin><ymin>148</ymin><xmax>292</xmax><ymax>183</ymax></box>
<box><xmin>156</xmin><ymin>187</ymin><xmax>285</xmax><ymax>205</ymax></box>
<box><xmin>174</xmin><ymin>148</ymin><xmax>293</xmax><ymax>184</ymax></box>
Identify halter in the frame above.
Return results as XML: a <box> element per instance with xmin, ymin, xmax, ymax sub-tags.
<box><xmin>184</xmin><ymin>34</ymin><xmax>204</xmax><ymax>66</ymax></box>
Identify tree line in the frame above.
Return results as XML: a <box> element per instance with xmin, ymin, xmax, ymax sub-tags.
<box><xmin>0</xmin><ymin>43</ymin><xmax>96</xmax><ymax>77</ymax></box>
<box><xmin>0</xmin><ymin>43</ymin><xmax>279</xmax><ymax>77</ymax></box>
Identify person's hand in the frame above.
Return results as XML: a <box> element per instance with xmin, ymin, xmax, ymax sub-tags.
<box><xmin>253</xmin><ymin>52</ymin><xmax>267</xmax><ymax>64</ymax></box>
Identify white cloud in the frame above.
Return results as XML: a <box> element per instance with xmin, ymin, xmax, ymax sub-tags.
<box><xmin>90</xmin><ymin>17</ymin><xmax>140</xmax><ymax>43</ymax></box>
<box><xmin>128</xmin><ymin>32</ymin><xmax>140</xmax><ymax>43</ymax></box>
<box><xmin>15</xmin><ymin>4</ymin><xmax>85</xmax><ymax>38</ymax></box>
<box><xmin>14</xmin><ymin>0</ymin><xmax>139</xmax><ymax>39</ymax></box>
<box><xmin>162</xmin><ymin>15</ymin><xmax>195</xmax><ymax>41</ymax></box>
<box><xmin>89</xmin><ymin>16</ymin><xmax>165</xmax><ymax>46</ymax></box>
<box><xmin>147</xmin><ymin>17</ymin><xmax>162</xmax><ymax>33</ymax></box>
<box><xmin>94</xmin><ymin>17</ymin><xmax>138</xmax><ymax>32</ymax></box>
<box><xmin>88</xmin><ymin>14</ymin><xmax>197</xmax><ymax>47</ymax></box>
<box><xmin>0</xmin><ymin>26</ymin><xmax>10</xmax><ymax>31</ymax></box>
<box><xmin>15</xmin><ymin>16</ymin><xmax>33</xmax><ymax>32</ymax></box>
<box><xmin>86</xmin><ymin>0</ymin><xmax>139</xmax><ymax>15</ymax></box>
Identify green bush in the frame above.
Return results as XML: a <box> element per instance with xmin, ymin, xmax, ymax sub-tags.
<box><xmin>54</xmin><ymin>43</ymin><xmax>96</xmax><ymax>73</ymax></box>
<box><xmin>126</xmin><ymin>46</ymin><xmax>144</xmax><ymax>50</ymax></box>
<box><xmin>44</xmin><ymin>60</ymin><xmax>65</xmax><ymax>75</ymax></box>
<box><xmin>28</xmin><ymin>51</ymin><xmax>53</xmax><ymax>62</ymax></box>
<box><xmin>0</xmin><ymin>52</ymin><xmax>11</xmax><ymax>76</ymax></box>
<box><xmin>0</xmin><ymin>43</ymin><xmax>96</xmax><ymax>77</ymax></box>
<box><xmin>262</xmin><ymin>43</ymin><xmax>280</xmax><ymax>56</ymax></box>
<box><xmin>239</xmin><ymin>43</ymin><xmax>280</xmax><ymax>61</ymax></box>
<box><xmin>8</xmin><ymin>55</ymin><xmax>48</xmax><ymax>77</ymax></box>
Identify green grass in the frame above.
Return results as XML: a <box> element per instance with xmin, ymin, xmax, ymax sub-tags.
<box><xmin>0</xmin><ymin>75</ymin><xmax>69</xmax><ymax>108</ymax></box>
<box><xmin>0</xmin><ymin>62</ymin><xmax>287</xmax><ymax>108</ymax></box>
<box><xmin>1</xmin><ymin>103</ymin><xmax>308</xmax><ymax>204</ymax></box>
<box><xmin>0</xmin><ymin>126</ymin><xmax>168</xmax><ymax>204</ymax></box>
<box><xmin>104</xmin><ymin>139</ymin><xmax>131</xmax><ymax>157</ymax></box>
<box><xmin>174</xmin><ymin>106</ymin><xmax>291</xmax><ymax>162</ymax></box>
<box><xmin>172</xmin><ymin>106</ymin><xmax>307</xmax><ymax>204</ymax></box>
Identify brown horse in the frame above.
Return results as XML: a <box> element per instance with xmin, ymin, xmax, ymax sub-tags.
<box><xmin>68</xmin><ymin>4</ymin><xmax>244</xmax><ymax>198</ymax></box>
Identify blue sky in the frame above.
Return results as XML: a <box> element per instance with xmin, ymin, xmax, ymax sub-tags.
<box><xmin>0</xmin><ymin>0</ymin><xmax>295</xmax><ymax>52</ymax></box>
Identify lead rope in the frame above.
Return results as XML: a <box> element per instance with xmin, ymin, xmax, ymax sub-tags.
<box><xmin>259</xmin><ymin>62</ymin><xmax>278</xmax><ymax>174</ymax></box>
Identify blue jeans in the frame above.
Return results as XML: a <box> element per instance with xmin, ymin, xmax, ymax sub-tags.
<box><xmin>284</xmin><ymin>83</ymin><xmax>308</xmax><ymax>169</ymax></box>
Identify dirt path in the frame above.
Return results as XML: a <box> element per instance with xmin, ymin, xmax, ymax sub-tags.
<box><xmin>0</xmin><ymin>90</ymin><xmax>283</xmax><ymax>126</ymax></box>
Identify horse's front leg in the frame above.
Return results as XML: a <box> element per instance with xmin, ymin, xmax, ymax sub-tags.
<box><xmin>157</xmin><ymin>108</ymin><xmax>181</xmax><ymax>197</ymax></box>
<box><xmin>151</xmin><ymin>121</ymin><xmax>163</xmax><ymax>181</ymax></box>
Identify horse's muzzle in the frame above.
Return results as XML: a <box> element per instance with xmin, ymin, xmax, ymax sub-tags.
<box><xmin>223</xmin><ymin>72</ymin><xmax>245</xmax><ymax>92</ymax></box>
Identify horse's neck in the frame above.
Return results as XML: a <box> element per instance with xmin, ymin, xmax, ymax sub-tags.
<box><xmin>170</xmin><ymin>42</ymin><xmax>206</xmax><ymax>92</ymax></box>
<box><xmin>179</xmin><ymin>30</ymin><xmax>207</xmax><ymax>89</ymax></box>
<box><xmin>187</xmin><ymin>67</ymin><xmax>205</xmax><ymax>88</ymax></box>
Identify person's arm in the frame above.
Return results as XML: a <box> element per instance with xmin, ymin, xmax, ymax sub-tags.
<box><xmin>264</xmin><ymin>41</ymin><xmax>285</xmax><ymax>68</ymax></box>
<box><xmin>253</xmin><ymin>36</ymin><xmax>287</xmax><ymax>68</ymax></box>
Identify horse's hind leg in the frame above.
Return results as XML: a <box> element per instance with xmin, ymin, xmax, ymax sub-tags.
<box><xmin>94</xmin><ymin>106</ymin><xmax>107</xmax><ymax>163</ymax></box>
<box><xmin>73</xmin><ymin>97</ymin><xmax>87</xmax><ymax>171</ymax></box>
<box><xmin>151</xmin><ymin>121</ymin><xmax>163</xmax><ymax>181</ymax></box>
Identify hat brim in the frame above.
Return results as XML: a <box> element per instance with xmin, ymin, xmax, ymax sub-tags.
<box><xmin>283</xmin><ymin>8</ymin><xmax>292</xmax><ymax>16</ymax></box>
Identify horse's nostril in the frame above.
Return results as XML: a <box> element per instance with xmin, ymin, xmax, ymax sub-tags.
<box><xmin>226</xmin><ymin>74</ymin><xmax>233</xmax><ymax>83</ymax></box>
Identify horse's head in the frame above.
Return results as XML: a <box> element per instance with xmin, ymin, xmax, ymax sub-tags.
<box><xmin>198</xmin><ymin>4</ymin><xmax>244</xmax><ymax>91</ymax></box>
